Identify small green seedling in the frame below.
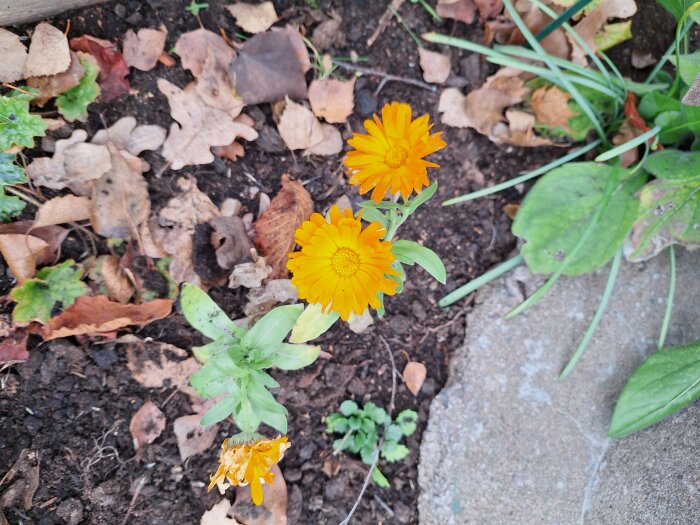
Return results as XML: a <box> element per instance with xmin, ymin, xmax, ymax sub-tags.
<box><xmin>325</xmin><ymin>400</ymin><xmax>418</xmax><ymax>487</ymax></box>
<box><xmin>0</xmin><ymin>153</ymin><xmax>27</xmax><ymax>222</ymax></box>
<box><xmin>185</xmin><ymin>0</ymin><xmax>209</xmax><ymax>16</ymax></box>
<box><xmin>0</xmin><ymin>96</ymin><xmax>47</xmax><ymax>151</ymax></box>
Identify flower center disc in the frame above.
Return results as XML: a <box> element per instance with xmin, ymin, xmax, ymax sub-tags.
<box><xmin>385</xmin><ymin>146</ymin><xmax>407</xmax><ymax>168</ymax></box>
<box><xmin>331</xmin><ymin>247</ymin><xmax>360</xmax><ymax>277</ymax></box>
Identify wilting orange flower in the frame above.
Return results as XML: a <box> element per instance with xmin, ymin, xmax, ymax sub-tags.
<box><xmin>287</xmin><ymin>206</ymin><xmax>400</xmax><ymax>321</ymax></box>
<box><xmin>344</xmin><ymin>101</ymin><xmax>446</xmax><ymax>203</ymax></box>
<box><xmin>208</xmin><ymin>436</ymin><xmax>290</xmax><ymax>505</ymax></box>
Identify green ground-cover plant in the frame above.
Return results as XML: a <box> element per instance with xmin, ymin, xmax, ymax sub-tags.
<box><xmin>326</xmin><ymin>400</ymin><xmax>418</xmax><ymax>487</ymax></box>
<box><xmin>432</xmin><ymin>0</ymin><xmax>700</xmax><ymax>436</ymax></box>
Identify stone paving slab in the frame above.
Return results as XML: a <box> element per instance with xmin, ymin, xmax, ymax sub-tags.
<box><xmin>418</xmin><ymin>250</ymin><xmax>700</xmax><ymax>525</ymax></box>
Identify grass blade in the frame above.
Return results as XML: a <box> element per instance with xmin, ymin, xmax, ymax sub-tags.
<box><xmin>438</xmin><ymin>255</ymin><xmax>523</xmax><ymax>307</ymax></box>
<box><xmin>559</xmin><ymin>249</ymin><xmax>622</xmax><ymax>378</ymax></box>
<box><xmin>594</xmin><ymin>126</ymin><xmax>659</xmax><ymax>162</ymax></box>
<box><xmin>658</xmin><ymin>245</ymin><xmax>676</xmax><ymax>350</ymax></box>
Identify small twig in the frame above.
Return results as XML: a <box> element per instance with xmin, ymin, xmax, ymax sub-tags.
<box><xmin>4</xmin><ymin>186</ymin><xmax>42</xmax><ymax>207</ymax></box>
<box><xmin>333</xmin><ymin>61</ymin><xmax>437</xmax><ymax>95</ymax></box>
<box><xmin>368</xmin><ymin>0</ymin><xmax>407</xmax><ymax>47</ymax></box>
<box><xmin>373</xmin><ymin>494</ymin><xmax>395</xmax><ymax>517</ymax></box>
<box><xmin>120</xmin><ymin>476</ymin><xmax>146</xmax><ymax>525</ymax></box>
<box><xmin>332</xmin><ymin>430</ymin><xmax>353</xmax><ymax>456</ymax></box>
<box><xmin>339</xmin><ymin>336</ymin><xmax>398</xmax><ymax>525</ymax></box>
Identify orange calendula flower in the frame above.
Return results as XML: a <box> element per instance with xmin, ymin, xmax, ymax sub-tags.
<box><xmin>344</xmin><ymin>101</ymin><xmax>446</xmax><ymax>203</ymax></box>
<box><xmin>208</xmin><ymin>436</ymin><xmax>290</xmax><ymax>505</ymax></box>
<box><xmin>287</xmin><ymin>206</ymin><xmax>400</xmax><ymax>321</ymax></box>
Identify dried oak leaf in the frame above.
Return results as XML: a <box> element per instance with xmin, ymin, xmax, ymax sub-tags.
<box><xmin>91</xmin><ymin>143</ymin><xmax>150</xmax><ymax>238</ymax></box>
<box><xmin>173</xmin><ymin>414</ymin><xmax>219</xmax><ymax>461</ymax></box>
<box><xmin>0</xmin><ymin>28</ymin><xmax>28</xmax><ymax>83</ymax></box>
<box><xmin>230</xmin><ymin>31</ymin><xmax>308</xmax><ymax>105</ymax></box>
<box><xmin>226</xmin><ymin>2</ymin><xmax>279</xmax><ymax>34</ymax></box>
<box><xmin>195</xmin><ymin>46</ymin><xmax>245</xmax><ymax>117</ymax></box>
<box><xmin>70</xmin><ymin>35</ymin><xmax>130</xmax><ymax>101</ymax></box>
<box><xmin>229</xmin><ymin>256</ymin><xmax>272</xmax><ymax>289</ymax></box>
<box><xmin>277</xmin><ymin>98</ymin><xmax>342</xmax><ymax>155</ymax></box>
<box><xmin>254</xmin><ymin>174</ymin><xmax>312</xmax><ymax>278</ymax></box>
<box><xmin>25</xmin><ymin>23</ymin><xmax>71</xmax><ymax>78</ymax></box>
<box><xmin>129</xmin><ymin>401</ymin><xmax>166</xmax><ymax>449</ymax></box>
<box><xmin>403</xmin><ymin>361</ymin><xmax>427</xmax><ymax>396</ymax></box>
<box><xmin>123</xmin><ymin>27</ymin><xmax>167</xmax><ymax>72</ymax></box>
<box><xmin>41</xmin><ymin>295</ymin><xmax>172</xmax><ymax>340</ymax></box>
<box><xmin>437</xmin><ymin>0</ymin><xmax>477</xmax><ymax>24</ymax></box>
<box><xmin>232</xmin><ymin>465</ymin><xmax>287</xmax><ymax>525</ymax></box>
<box><xmin>308</xmin><ymin>78</ymin><xmax>356</xmax><ymax>123</ymax></box>
<box><xmin>531</xmin><ymin>85</ymin><xmax>575</xmax><ymax>129</ymax></box>
<box><xmin>27</xmin><ymin>51</ymin><xmax>85</xmax><ymax>106</ymax></box>
<box><xmin>33</xmin><ymin>194</ymin><xmax>92</xmax><ymax>228</ymax></box>
<box><xmin>92</xmin><ymin>116</ymin><xmax>166</xmax><ymax>156</ymax></box>
<box><xmin>158</xmin><ymin>79</ymin><xmax>258</xmax><ymax>170</ymax></box>
<box><xmin>174</xmin><ymin>28</ymin><xmax>235</xmax><ymax>78</ymax></box>
<box><xmin>418</xmin><ymin>48</ymin><xmax>451</xmax><ymax>84</ymax></box>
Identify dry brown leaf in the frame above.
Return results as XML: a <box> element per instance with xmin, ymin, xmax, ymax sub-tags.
<box><xmin>632</xmin><ymin>50</ymin><xmax>657</xmax><ymax>69</ymax></box>
<box><xmin>158</xmin><ymin>79</ymin><xmax>258</xmax><ymax>170</ymax></box>
<box><xmin>125</xmin><ymin>339</ymin><xmax>198</xmax><ymax>394</ymax></box>
<box><xmin>277</xmin><ymin>98</ymin><xmax>324</xmax><ymax>151</ymax></box>
<box><xmin>612</xmin><ymin>122</ymin><xmax>640</xmax><ymax>167</ymax></box>
<box><xmin>437</xmin><ymin>0</ymin><xmax>477</xmax><ymax>24</ymax></box>
<box><xmin>272</xmin><ymin>25</ymin><xmax>311</xmax><ymax>74</ymax></box>
<box><xmin>42</xmin><ymin>296</ymin><xmax>173</xmax><ymax>340</ymax></box>
<box><xmin>503</xmin><ymin>203</ymin><xmax>519</xmax><ymax>220</ymax></box>
<box><xmin>308</xmin><ymin>78</ymin><xmax>356</xmax><ymax>123</ymax></box>
<box><xmin>24</xmin><ymin>23</ymin><xmax>70</xmax><ymax>78</ymax></box>
<box><xmin>123</xmin><ymin>27</ymin><xmax>167</xmax><ymax>72</ymax></box>
<box><xmin>92</xmin><ymin>116</ymin><xmax>166</xmax><ymax>156</ymax></box>
<box><xmin>27</xmin><ymin>51</ymin><xmax>85</xmax><ymax>106</ymax></box>
<box><xmin>226</xmin><ymin>2</ymin><xmax>278</xmax><ymax>34</ymax></box>
<box><xmin>0</xmin><ymin>320</ymin><xmax>29</xmax><ymax>364</ymax></box>
<box><xmin>418</xmin><ymin>48</ymin><xmax>451</xmax><ymax>84</ymax></box>
<box><xmin>493</xmin><ymin>109</ymin><xmax>552</xmax><ymax>147</ymax></box>
<box><xmin>229</xmin><ymin>256</ymin><xmax>272</xmax><ymax>289</ymax></box>
<box><xmin>0</xmin><ymin>28</ymin><xmax>27</xmax><ymax>83</ymax></box>
<box><xmin>254</xmin><ymin>174</ymin><xmax>312</xmax><ymax>278</ymax></box>
<box><xmin>201</xmin><ymin>499</ymin><xmax>241</xmax><ymax>525</ymax></box>
<box><xmin>90</xmin><ymin>143</ymin><xmax>150</xmax><ymax>238</ymax></box>
<box><xmin>70</xmin><ymin>35</ymin><xmax>131</xmax><ymax>102</ymax></box>
<box><xmin>195</xmin><ymin>46</ymin><xmax>245</xmax><ymax>117</ymax></box>
<box><xmin>232</xmin><ymin>465</ymin><xmax>287</xmax><ymax>525</ymax></box>
<box><xmin>311</xmin><ymin>14</ymin><xmax>345</xmax><ymax>51</ymax></box>
<box><xmin>212</xmin><ymin>141</ymin><xmax>245</xmax><ymax>161</ymax></box>
<box><xmin>0</xmin><ymin>449</ymin><xmax>40</xmax><ymax>511</ymax></box>
<box><xmin>33</xmin><ymin>195</ymin><xmax>92</xmax><ymax>228</ymax></box>
<box><xmin>348</xmin><ymin>309</ymin><xmax>373</xmax><ymax>334</ymax></box>
<box><xmin>0</xmin><ymin>234</ymin><xmax>49</xmax><ymax>284</ymax></box>
<box><xmin>210</xmin><ymin>215</ymin><xmax>253</xmax><ymax>270</ymax></box>
<box><xmin>475</xmin><ymin>0</ymin><xmax>503</xmax><ymax>18</ymax></box>
<box><xmin>572</xmin><ymin>0</ymin><xmax>636</xmax><ymax>50</ymax></box>
<box><xmin>88</xmin><ymin>255</ymin><xmax>135</xmax><ymax>303</ymax></box>
<box><xmin>403</xmin><ymin>361</ymin><xmax>427</xmax><ymax>396</ymax></box>
<box><xmin>306</xmin><ymin>123</ymin><xmax>342</xmax><ymax>156</ymax></box>
<box><xmin>174</xmin><ymin>28</ymin><xmax>235</xmax><ymax>78</ymax></box>
<box><xmin>230</xmin><ymin>31</ymin><xmax>308</xmax><ymax>105</ymax></box>
<box><xmin>531</xmin><ymin>85</ymin><xmax>575</xmax><ymax>129</ymax></box>
<box><xmin>243</xmin><ymin>279</ymin><xmax>297</xmax><ymax>317</ymax></box>
<box><xmin>129</xmin><ymin>401</ymin><xmax>166</xmax><ymax>449</ymax></box>
<box><xmin>173</xmin><ymin>414</ymin><xmax>219</xmax><ymax>462</ymax></box>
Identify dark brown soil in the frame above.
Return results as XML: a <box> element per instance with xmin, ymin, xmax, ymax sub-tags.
<box><xmin>0</xmin><ymin>0</ymin><xmax>674</xmax><ymax>524</ymax></box>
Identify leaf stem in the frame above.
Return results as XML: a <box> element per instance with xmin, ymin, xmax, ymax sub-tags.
<box><xmin>658</xmin><ymin>245</ymin><xmax>676</xmax><ymax>351</ymax></box>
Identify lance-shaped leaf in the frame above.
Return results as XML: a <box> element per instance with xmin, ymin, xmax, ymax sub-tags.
<box><xmin>241</xmin><ymin>304</ymin><xmax>303</xmax><ymax>353</ymax></box>
<box><xmin>180</xmin><ymin>283</ymin><xmax>245</xmax><ymax>341</ymax></box>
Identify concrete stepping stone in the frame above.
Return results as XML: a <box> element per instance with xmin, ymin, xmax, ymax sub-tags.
<box><xmin>418</xmin><ymin>250</ymin><xmax>700</xmax><ymax>525</ymax></box>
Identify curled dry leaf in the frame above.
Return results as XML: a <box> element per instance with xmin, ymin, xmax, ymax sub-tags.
<box><xmin>70</xmin><ymin>35</ymin><xmax>130</xmax><ymax>101</ymax></box>
<box><xmin>229</xmin><ymin>256</ymin><xmax>272</xmax><ymax>289</ymax></box>
<box><xmin>308</xmin><ymin>78</ymin><xmax>356</xmax><ymax>124</ymax></box>
<box><xmin>232</xmin><ymin>465</ymin><xmax>287</xmax><ymax>525</ymax></box>
<box><xmin>201</xmin><ymin>499</ymin><xmax>241</xmax><ymax>525</ymax></box>
<box><xmin>0</xmin><ymin>222</ymin><xmax>68</xmax><ymax>283</ymax></box>
<box><xmin>572</xmin><ymin>0</ymin><xmax>637</xmax><ymax>51</ymax></box>
<box><xmin>123</xmin><ymin>27</ymin><xmax>167</xmax><ymax>72</ymax></box>
<box><xmin>437</xmin><ymin>0</ymin><xmax>477</xmax><ymax>24</ymax></box>
<box><xmin>25</xmin><ymin>23</ymin><xmax>71</xmax><ymax>78</ymax></box>
<box><xmin>311</xmin><ymin>13</ymin><xmax>345</xmax><ymax>51</ymax></box>
<box><xmin>158</xmin><ymin>79</ymin><xmax>258</xmax><ymax>170</ymax></box>
<box><xmin>195</xmin><ymin>46</ymin><xmax>245</xmax><ymax>117</ymax></box>
<box><xmin>475</xmin><ymin>0</ymin><xmax>504</xmax><ymax>19</ymax></box>
<box><xmin>254</xmin><ymin>174</ymin><xmax>313</xmax><ymax>278</ymax></box>
<box><xmin>210</xmin><ymin>215</ymin><xmax>253</xmax><ymax>270</ymax></box>
<box><xmin>33</xmin><ymin>195</ymin><xmax>92</xmax><ymax>228</ymax></box>
<box><xmin>0</xmin><ymin>28</ymin><xmax>28</xmax><ymax>83</ymax></box>
<box><xmin>531</xmin><ymin>85</ymin><xmax>575</xmax><ymax>130</ymax></box>
<box><xmin>41</xmin><ymin>295</ymin><xmax>173</xmax><ymax>340</ymax></box>
<box><xmin>244</xmin><ymin>279</ymin><xmax>297</xmax><ymax>317</ymax></box>
<box><xmin>173</xmin><ymin>414</ymin><xmax>219</xmax><ymax>462</ymax></box>
<box><xmin>27</xmin><ymin>51</ymin><xmax>85</xmax><ymax>106</ymax></box>
<box><xmin>493</xmin><ymin>109</ymin><xmax>552</xmax><ymax>147</ymax></box>
<box><xmin>230</xmin><ymin>31</ymin><xmax>308</xmax><ymax>105</ymax></box>
<box><xmin>129</xmin><ymin>401</ymin><xmax>166</xmax><ymax>449</ymax></box>
<box><xmin>418</xmin><ymin>48</ymin><xmax>451</xmax><ymax>84</ymax></box>
<box><xmin>88</xmin><ymin>255</ymin><xmax>135</xmax><ymax>303</ymax></box>
<box><xmin>90</xmin><ymin>143</ymin><xmax>150</xmax><ymax>238</ymax></box>
<box><xmin>348</xmin><ymin>309</ymin><xmax>373</xmax><ymax>334</ymax></box>
<box><xmin>92</xmin><ymin>116</ymin><xmax>166</xmax><ymax>156</ymax></box>
<box><xmin>174</xmin><ymin>28</ymin><xmax>235</xmax><ymax>78</ymax></box>
<box><xmin>226</xmin><ymin>2</ymin><xmax>279</xmax><ymax>34</ymax></box>
<box><xmin>402</xmin><ymin>361</ymin><xmax>427</xmax><ymax>396</ymax></box>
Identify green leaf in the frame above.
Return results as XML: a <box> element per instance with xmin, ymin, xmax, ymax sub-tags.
<box><xmin>247</xmin><ymin>381</ymin><xmax>288</xmax><ymax>434</ymax></box>
<box><xmin>340</xmin><ymin>399</ymin><xmax>359</xmax><ymax>416</ymax></box>
<box><xmin>358</xmin><ymin>206</ymin><xmax>388</xmax><ymax>228</ymax></box>
<box><xmin>325</xmin><ymin>413</ymin><xmax>348</xmax><ymax>433</ymax></box>
<box><xmin>638</xmin><ymin>92</ymin><xmax>681</xmax><ymax>122</ymax></box>
<box><xmin>644</xmin><ymin>150</ymin><xmax>700</xmax><ymax>180</ymax></box>
<box><xmin>381</xmin><ymin>441</ymin><xmax>410</xmax><ymax>462</ymax></box>
<box><xmin>366</xmin><ymin>404</ymin><xmax>389</xmax><ymax>425</ymax></box>
<box><xmin>679</xmin><ymin>51</ymin><xmax>700</xmax><ymax>86</ymax></box>
<box><xmin>404</xmin><ymin>181</ymin><xmax>438</xmax><ymax>215</ymax></box>
<box><xmin>11</xmin><ymin>260</ymin><xmax>89</xmax><ymax>323</ymax></box>
<box><xmin>242</xmin><ymin>304</ymin><xmax>303</xmax><ymax>353</ymax></box>
<box><xmin>592</xmin><ymin>21</ymin><xmax>631</xmax><ymax>52</ymax></box>
<box><xmin>396</xmin><ymin>409</ymin><xmax>418</xmax><ymax>436</ymax></box>
<box><xmin>289</xmin><ymin>303</ymin><xmax>339</xmax><ymax>343</ymax></box>
<box><xmin>0</xmin><ymin>96</ymin><xmax>47</xmax><ymax>151</ymax></box>
<box><xmin>384</xmin><ymin>424</ymin><xmax>403</xmax><ymax>442</ymax></box>
<box><xmin>371</xmin><ymin>466</ymin><xmax>390</xmax><ymax>488</ymax></box>
<box><xmin>56</xmin><ymin>54</ymin><xmax>100</xmax><ymax>122</ymax></box>
<box><xmin>180</xmin><ymin>283</ymin><xmax>244</xmax><ymax>341</ymax></box>
<box><xmin>360</xmin><ymin>445</ymin><xmax>376</xmax><ymax>464</ymax></box>
<box><xmin>0</xmin><ymin>153</ymin><xmax>25</xmax><ymax>186</ymax></box>
<box><xmin>200</xmin><ymin>394</ymin><xmax>237</xmax><ymax>426</ymax></box>
<box><xmin>391</xmin><ymin>240</ymin><xmax>446</xmax><ymax>284</ymax></box>
<box><xmin>269</xmin><ymin>343</ymin><xmax>320</xmax><ymax>370</ymax></box>
<box><xmin>626</xmin><ymin>174</ymin><xmax>700</xmax><ymax>261</ymax></box>
<box><xmin>609</xmin><ymin>341</ymin><xmax>700</xmax><ymax>437</ymax></box>
<box><xmin>0</xmin><ymin>193</ymin><xmax>25</xmax><ymax>222</ymax></box>
<box><xmin>233</xmin><ymin>394</ymin><xmax>260</xmax><ymax>434</ymax></box>
<box><xmin>512</xmin><ymin>163</ymin><xmax>645</xmax><ymax>276</ymax></box>
<box><xmin>192</xmin><ymin>339</ymin><xmax>230</xmax><ymax>364</ymax></box>
<box><xmin>656</xmin><ymin>0</ymin><xmax>700</xmax><ymax>21</ymax></box>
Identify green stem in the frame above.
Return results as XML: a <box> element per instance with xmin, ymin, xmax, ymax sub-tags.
<box><xmin>439</xmin><ymin>255</ymin><xmax>524</xmax><ymax>307</ymax></box>
<box><xmin>559</xmin><ymin>249</ymin><xmax>622</xmax><ymax>378</ymax></box>
<box><xmin>657</xmin><ymin>245</ymin><xmax>676</xmax><ymax>351</ymax></box>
